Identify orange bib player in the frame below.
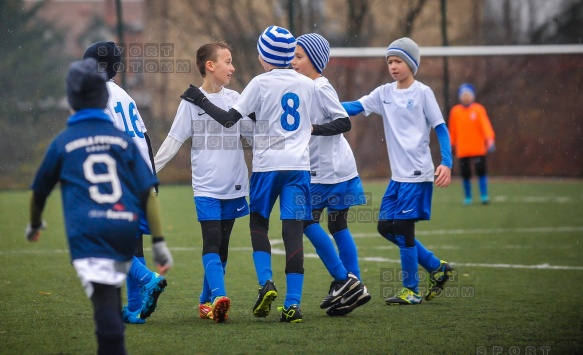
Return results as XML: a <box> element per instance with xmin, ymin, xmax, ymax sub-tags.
<box><xmin>448</xmin><ymin>83</ymin><xmax>495</xmax><ymax>205</ymax></box>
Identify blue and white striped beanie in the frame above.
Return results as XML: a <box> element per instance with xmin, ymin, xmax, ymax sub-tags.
<box><xmin>297</xmin><ymin>33</ymin><xmax>330</xmax><ymax>74</ymax></box>
<box><xmin>257</xmin><ymin>26</ymin><xmax>296</xmax><ymax>67</ymax></box>
<box><xmin>386</xmin><ymin>37</ymin><xmax>420</xmax><ymax>75</ymax></box>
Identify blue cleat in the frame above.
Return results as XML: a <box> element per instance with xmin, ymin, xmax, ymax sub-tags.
<box><xmin>140</xmin><ymin>273</ymin><xmax>167</xmax><ymax>319</ymax></box>
<box><xmin>122</xmin><ymin>306</ymin><xmax>145</xmax><ymax>324</ymax></box>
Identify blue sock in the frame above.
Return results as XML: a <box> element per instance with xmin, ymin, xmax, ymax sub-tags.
<box><xmin>479</xmin><ymin>175</ymin><xmax>488</xmax><ymax>198</ymax></box>
<box><xmin>202</xmin><ymin>253</ymin><xmax>226</xmax><ymax>302</ymax></box>
<box><xmin>463</xmin><ymin>178</ymin><xmax>472</xmax><ymax>199</ymax></box>
<box><xmin>199</xmin><ymin>274</ymin><xmax>211</xmax><ymax>304</ymax></box>
<box><xmin>400</xmin><ymin>244</ymin><xmax>419</xmax><ymax>294</ymax></box>
<box><xmin>304</xmin><ymin>224</ymin><xmax>348</xmax><ymax>281</ymax></box>
<box><xmin>252</xmin><ymin>251</ymin><xmax>272</xmax><ymax>286</ymax></box>
<box><xmin>333</xmin><ymin>229</ymin><xmax>361</xmax><ymax>280</ymax></box>
<box><xmin>127</xmin><ymin>256</ymin><xmax>151</xmax><ymax>311</ymax></box>
<box><xmin>284</xmin><ymin>273</ymin><xmax>304</xmax><ymax>308</ymax></box>
<box><xmin>382</xmin><ymin>234</ymin><xmax>440</xmax><ymax>272</ymax></box>
<box><xmin>415</xmin><ymin>240</ymin><xmax>441</xmax><ymax>272</ymax></box>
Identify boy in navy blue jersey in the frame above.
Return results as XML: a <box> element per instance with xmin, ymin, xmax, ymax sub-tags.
<box><xmin>25</xmin><ymin>58</ymin><xmax>173</xmax><ymax>354</ymax></box>
<box><xmin>342</xmin><ymin>38</ymin><xmax>454</xmax><ymax>305</ymax></box>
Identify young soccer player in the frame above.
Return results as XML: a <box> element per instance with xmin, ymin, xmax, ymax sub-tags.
<box><xmin>155</xmin><ymin>41</ymin><xmax>250</xmax><ymax>323</ymax></box>
<box><xmin>291</xmin><ymin>33</ymin><xmax>370</xmax><ymax>316</ymax></box>
<box><xmin>448</xmin><ymin>83</ymin><xmax>496</xmax><ymax>205</ymax></box>
<box><xmin>25</xmin><ymin>58</ymin><xmax>173</xmax><ymax>354</ymax></box>
<box><xmin>342</xmin><ymin>37</ymin><xmax>454</xmax><ymax>305</ymax></box>
<box><xmin>181</xmin><ymin>26</ymin><xmax>322</xmax><ymax>323</ymax></box>
<box><xmin>83</xmin><ymin>41</ymin><xmax>168</xmax><ymax>324</ymax></box>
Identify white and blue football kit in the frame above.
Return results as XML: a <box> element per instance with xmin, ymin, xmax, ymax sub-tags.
<box><xmin>104</xmin><ymin>80</ymin><xmax>165</xmax><ymax>321</ymax></box>
<box><xmin>344</xmin><ymin>79</ymin><xmax>452</xmax><ymax>296</ymax></box>
<box><xmin>155</xmin><ymin>87</ymin><xmax>250</xmax><ymax>307</ymax></box>
<box><xmin>105</xmin><ymin>81</ymin><xmax>153</xmax><ymax>233</ymax></box>
<box><xmin>232</xmin><ymin>69</ymin><xmax>314</xmax><ymax>220</ymax></box>
<box><xmin>303</xmin><ymin>76</ymin><xmax>367</xmax><ymax>285</ymax></box>
<box><xmin>156</xmin><ymin>87</ymin><xmax>249</xmax><ymax>219</ymax></box>
<box><xmin>358</xmin><ymin>80</ymin><xmax>445</xmax><ymax>221</ymax></box>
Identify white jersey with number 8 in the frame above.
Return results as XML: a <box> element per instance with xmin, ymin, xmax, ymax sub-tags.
<box><xmin>232</xmin><ymin>69</ymin><xmax>315</xmax><ymax>172</ymax></box>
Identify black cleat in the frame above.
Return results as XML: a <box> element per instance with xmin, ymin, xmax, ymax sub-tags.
<box><xmin>253</xmin><ymin>280</ymin><xmax>278</xmax><ymax>317</ymax></box>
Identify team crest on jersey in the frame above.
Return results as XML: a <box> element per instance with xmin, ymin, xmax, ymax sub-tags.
<box><xmin>406</xmin><ymin>99</ymin><xmax>414</xmax><ymax>110</ymax></box>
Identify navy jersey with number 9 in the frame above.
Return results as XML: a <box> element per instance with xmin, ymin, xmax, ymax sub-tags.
<box><xmin>31</xmin><ymin>112</ymin><xmax>158</xmax><ymax>262</ymax></box>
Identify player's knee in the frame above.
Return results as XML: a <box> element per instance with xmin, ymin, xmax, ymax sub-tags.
<box><xmin>201</xmin><ymin>221</ymin><xmax>222</xmax><ymax>254</ymax></box>
<box><xmin>285</xmin><ymin>252</ymin><xmax>304</xmax><ymax>274</ymax></box>
<box><xmin>328</xmin><ymin>214</ymin><xmax>348</xmax><ymax>235</ymax></box>
<box><xmin>393</xmin><ymin>219</ymin><xmax>415</xmax><ymax>247</ymax></box>
<box><xmin>249</xmin><ymin>212</ymin><xmax>269</xmax><ymax>231</ymax></box>
<box><xmin>377</xmin><ymin>220</ymin><xmax>394</xmax><ymax>237</ymax></box>
<box><xmin>303</xmin><ymin>219</ymin><xmax>317</xmax><ymax>230</ymax></box>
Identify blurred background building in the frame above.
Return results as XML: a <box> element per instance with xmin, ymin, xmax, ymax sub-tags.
<box><xmin>1</xmin><ymin>0</ymin><xmax>582</xmax><ymax>188</ymax></box>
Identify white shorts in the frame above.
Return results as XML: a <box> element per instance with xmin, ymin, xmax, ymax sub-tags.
<box><xmin>72</xmin><ymin>258</ymin><xmax>132</xmax><ymax>298</ymax></box>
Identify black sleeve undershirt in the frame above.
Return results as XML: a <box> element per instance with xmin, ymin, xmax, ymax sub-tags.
<box><xmin>198</xmin><ymin>98</ymin><xmax>243</xmax><ymax>128</ymax></box>
<box><xmin>311</xmin><ymin>117</ymin><xmax>351</xmax><ymax>136</ymax></box>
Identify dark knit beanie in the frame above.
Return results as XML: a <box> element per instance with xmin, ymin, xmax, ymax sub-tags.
<box><xmin>66</xmin><ymin>58</ymin><xmax>109</xmax><ymax>111</ymax></box>
<box><xmin>83</xmin><ymin>41</ymin><xmax>122</xmax><ymax>79</ymax></box>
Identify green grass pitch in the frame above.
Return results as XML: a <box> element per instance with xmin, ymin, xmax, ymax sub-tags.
<box><xmin>1</xmin><ymin>180</ymin><xmax>582</xmax><ymax>354</ymax></box>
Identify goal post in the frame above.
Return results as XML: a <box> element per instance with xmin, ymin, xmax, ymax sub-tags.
<box><xmin>331</xmin><ymin>44</ymin><xmax>583</xmax><ymax>58</ymax></box>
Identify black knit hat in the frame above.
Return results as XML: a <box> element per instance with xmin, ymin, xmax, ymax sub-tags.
<box><xmin>83</xmin><ymin>41</ymin><xmax>122</xmax><ymax>79</ymax></box>
<box><xmin>66</xmin><ymin>58</ymin><xmax>109</xmax><ymax>111</ymax></box>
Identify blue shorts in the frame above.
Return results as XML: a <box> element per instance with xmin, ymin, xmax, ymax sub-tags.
<box><xmin>194</xmin><ymin>196</ymin><xmax>249</xmax><ymax>221</ymax></box>
<box><xmin>250</xmin><ymin>171</ymin><xmax>312</xmax><ymax>220</ymax></box>
<box><xmin>138</xmin><ymin>211</ymin><xmax>150</xmax><ymax>235</ymax></box>
<box><xmin>310</xmin><ymin>176</ymin><xmax>367</xmax><ymax>211</ymax></box>
<box><xmin>378</xmin><ymin>180</ymin><xmax>433</xmax><ymax>221</ymax></box>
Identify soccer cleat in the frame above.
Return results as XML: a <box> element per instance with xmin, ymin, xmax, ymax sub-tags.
<box><xmin>425</xmin><ymin>260</ymin><xmax>454</xmax><ymax>301</ymax></box>
<box><xmin>385</xmin><ymin>287</ymin><xmax>423</xmax><ymax>305</ymax></box>
<box><xmin>211</xmin><ymin>296</ymin><xmax>230</xmax><ymax>323</ymax></box>
<box><xmin>320</xmin><ymin>273</ymin><xmax>361</xmax><ymax>309</ymax></box>
<box><xmin>122</xmin><ymin>306</ymin><xmax>145</xmax><ymax>324</ymax></box>
<box><xmin>199</xmin><ymin>302</ymin><xmax>213</xmax><ymax>319</ymax></box>
<box><xmin>326</xmin><ymin>285</ymin><xmax>372</xmax><ymax>316</ymax></box>
<box><xmin>279</xmin><ymin>305</ymin><xmax>303</xmax><ymax>323</ymax></box>
<box><xmin>463</xmin><ymin>197</ymin><xmax>472</xmax><ymax>205</ymax></box>
<box><xmin>252</xmin><ymin>280</ymin><xmax>277</xmax><ymax>318</ymax></box>
<box><xmin>140</xmin><ymin>273</ymin><xmax>167</xmax><ymax>319</ymax></box>
<box><xmin>481</xmin><ymin>195</ymin><xmax>490</xmax><ymax>205</ymax></box>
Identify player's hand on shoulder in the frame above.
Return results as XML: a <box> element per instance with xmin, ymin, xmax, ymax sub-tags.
<box><xmin>180</xmin><ymin>84</ymin><xmax>207</xmax><ymax>106</ymax></box>
<box><xmin>152</xmin><ymin>237</ymin><xmax>173</xmax><ymax>275</ymax></box>
<box><xmin>434</xmin><ymin>165</ymin><xmax>451</xmax><ymax>188</ymax></box>
<box><xmin>25</xmin><ymin>220</ymin><xmax>47</xmax><ymax>242</ymax></box>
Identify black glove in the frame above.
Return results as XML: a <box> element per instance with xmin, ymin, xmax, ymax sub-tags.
<box><xmin>180</xmin><ymin>84</ymin><xmax>207</xmax><ymax>106</ymax></box>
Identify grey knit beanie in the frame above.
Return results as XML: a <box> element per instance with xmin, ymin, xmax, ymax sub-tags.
<box><xmin>385</xmin><ymin>37</ymin><xmax>420</xmax><ymax>75</ymax></box>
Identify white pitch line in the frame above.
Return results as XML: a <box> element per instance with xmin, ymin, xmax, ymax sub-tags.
<box><xmin>2</xmin><ymin>226</ymin><xmax>582</xmax><ymax>271</ymax></box>
<box><xmin>352</xmin><ymin>226</ymin><xmax>583</xmax><ymax>238</ymax></box>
